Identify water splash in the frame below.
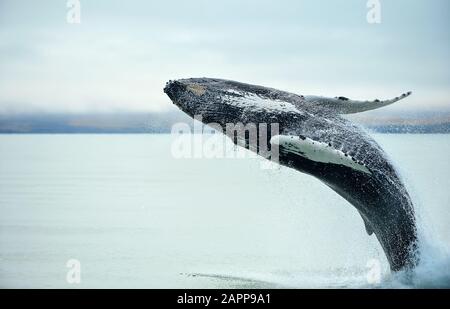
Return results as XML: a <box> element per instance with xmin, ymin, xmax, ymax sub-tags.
<box><xmin>369</xmin><ymin>134</ymin><xmax>450</xmax><ymax>288</ymax></box>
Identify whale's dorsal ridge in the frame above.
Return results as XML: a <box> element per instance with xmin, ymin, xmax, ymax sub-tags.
<box><xmin>303</xmin><ymin>91</ymin><xmax>412</xmax><ymax>115</ymax></box>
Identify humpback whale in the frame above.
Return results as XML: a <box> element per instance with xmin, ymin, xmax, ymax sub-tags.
<box><xmin>164</xmin><ymin>78</ymin><xmax>418</xmax><ymax>271</ymax></box>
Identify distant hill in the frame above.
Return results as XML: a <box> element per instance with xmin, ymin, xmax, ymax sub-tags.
<box><xmin>346</xmin><ymin>109</ymin><xmax>450</xmax><ymax>133</ymax></box>
<box><xmin>0</xmin><ymin>112</ymin><xmax>191</xmax><ymax>134</ymax></box>
<box><xmin>0</xmin><ymin>110</ymin><xmax>449</xmax><ymax>134</ymax></box>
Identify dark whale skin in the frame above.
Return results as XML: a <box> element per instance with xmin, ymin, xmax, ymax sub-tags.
<box><xmin>164</xmin><ymin>78</ymin><xmax>418</xmax><ymax>271</ymax></box>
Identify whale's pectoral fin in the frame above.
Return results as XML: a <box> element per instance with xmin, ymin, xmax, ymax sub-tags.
<box><xmin>270</xmin><ymin>135</ymin><xmax>372</xmax><ymax>175</ymax></box>
<box><xmin>358</xmin><ymin>211</ymin><xmax>374</xmax><ymax>235</ymax></box>
<box><xmin>304</xmin><ymin>91</ymin><xmax>412</xmax><ymax>114</ymax></box>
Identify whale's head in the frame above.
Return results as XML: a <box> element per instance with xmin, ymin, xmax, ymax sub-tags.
<box><xmin>164</xmin><ymin>78</ymin><xmax>209</xmax><ymax>117</ymax></box>
<box><xmin>164</xmin><ymin>78</ymin><xmax>304</xmax><ymax>126</ymax></box>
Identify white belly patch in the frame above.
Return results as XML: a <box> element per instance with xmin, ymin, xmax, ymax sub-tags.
<box><xmin>270</xmin><ymin>135</ymin><xmax>371</xmax><ymax>175</ymax></box>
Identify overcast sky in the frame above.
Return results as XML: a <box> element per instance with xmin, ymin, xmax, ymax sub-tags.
<box><xmin>0</xmin><ymin>0</ymin><xmax>449</xmax><ymax>114</ymax></box>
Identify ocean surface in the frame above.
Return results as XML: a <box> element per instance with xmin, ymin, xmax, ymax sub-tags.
<box><xmin>0</xmin><ymin>134</ymin><xmax>449</xmax><ymax>288</ymax></box>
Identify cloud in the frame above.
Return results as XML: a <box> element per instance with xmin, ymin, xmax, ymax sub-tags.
<box><xmin>0</xmin><ymin>0</ymin><xmax>449</xmax><ymax>114</ymax></box>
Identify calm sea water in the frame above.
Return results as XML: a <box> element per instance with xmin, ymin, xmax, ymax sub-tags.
<box><xmin>0</xmin><ymin>134</ymin><xmax>449</xmax><ymax>288</ymax></box>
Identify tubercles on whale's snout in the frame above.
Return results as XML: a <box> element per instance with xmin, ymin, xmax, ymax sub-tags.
<box><xmin>164</xmin><ymin>80</ymin><xmax>186</xmax><ymax>104</ymax></box>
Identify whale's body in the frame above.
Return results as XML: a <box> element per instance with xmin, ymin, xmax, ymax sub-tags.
<box><xmin>164</xmin><ymin>78</ymin><xmax>418</xmax><ymax>271</ymax></box>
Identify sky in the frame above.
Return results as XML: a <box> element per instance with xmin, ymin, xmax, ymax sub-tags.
<box><xmin>0</xmin><ymin>0</ymin><xmax>449</xmax><ymax>114</ymax></box>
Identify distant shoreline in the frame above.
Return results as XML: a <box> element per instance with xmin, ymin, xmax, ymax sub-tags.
<box><xmin>1</xmin><ymin>129</ymin><xmax>449</xmax><ymax>135</ymax></box>
<box><xmin>1</xmin><ymin>112</ymin><xmax>449</xmax><ymax>134</ymax></box>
